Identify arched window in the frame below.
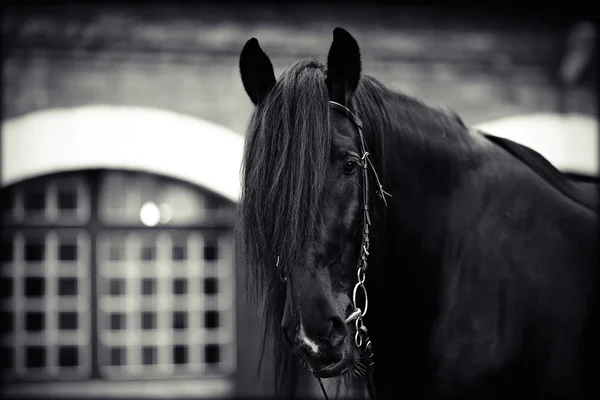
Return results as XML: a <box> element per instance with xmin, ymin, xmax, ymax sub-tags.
<box><xmin>0</xmin><ymin>170</ymin><xmax>236</xmax><ymax>390</ymax></box>
<box><xmin>1</xmin><ymin>105</ymin><xmax>252</xmax><ymax>397</ymax></box>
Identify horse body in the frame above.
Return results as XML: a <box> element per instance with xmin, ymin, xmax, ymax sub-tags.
<box><xmin>238</xmin><ymin>28</ymin><xmax>598</xmax><ymax>399</ymax></box>
<box><xmin>353</xmin><ymin>75</ymin><xmax>597</xmax><ymax>399</ymax></box>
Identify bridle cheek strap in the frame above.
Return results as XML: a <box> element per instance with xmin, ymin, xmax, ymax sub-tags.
<box><xmin>329</xmin><ymin>101</ymin><xmax>390</xmax><ymax>205</ymax></box>
<box><xmin>327</xmin><ymin>101</ymin><xmax>391</xmax><ymax>400</ymax></box>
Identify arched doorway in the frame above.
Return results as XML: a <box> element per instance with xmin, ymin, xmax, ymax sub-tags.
<box><xmin>0</xmin><ymin>106</ymin><xmax>270</xmax><ymax>398</ymax></box>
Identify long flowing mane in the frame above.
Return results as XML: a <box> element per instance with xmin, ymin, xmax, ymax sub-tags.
<box><xmin>238</xmin><ymin>59</ymin><xmax>333</xmax><ymax>392</ymax></box>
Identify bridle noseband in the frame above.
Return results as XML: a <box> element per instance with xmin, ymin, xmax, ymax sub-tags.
<box><xmin>276</xmin><ymin>101</ymin><xmax>390</xmax><ymax>400</ymax></box>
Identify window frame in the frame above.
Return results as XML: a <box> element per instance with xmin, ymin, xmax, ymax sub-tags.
<box><xmin>0</xmin><ymin>169</ymin><xmax>237</xmax><ymax>385</ymax></box>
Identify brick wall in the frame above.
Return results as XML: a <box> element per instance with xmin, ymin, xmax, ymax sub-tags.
<box><xmin>3</xmin><ymin>3</ymin><xmax>595</xmax><ymax>134</ymax></box>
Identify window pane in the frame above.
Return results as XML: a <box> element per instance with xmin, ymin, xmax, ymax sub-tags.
<box><xmin>172</xmin><ymin>245</ymin><xmax>186</xmax><ymax>261</ymax></box>
<box><xmin>24</xmin><ymin>240</ymin><xmax>45</xmax><ymax>262</ymax></box>
<box><xmin>0</xmin><ymin>278</ymin><xmax>13</xmax><ymax>299</ymax></box>
<box><xmin>204</xmin><ymin>344</ymin><xmax>219</xmax><ymax>364</ymax></box>
<box><xmin>0</xmin><ymin>346</ymin><xmax>14</xmax><ymax>371</ymax></box>
<box><xmin>57</xmin><ymin>190</ymin><xmax>77</xmax><ymax>211</ymax></box>
<box><xmin>109</xmin><ymin>278</ymin><xmax>126</xmax><ymax>296</ymax></box>
<box><xmin>204</xmin><ymin>310</ymin><xmax>219</xmax><ymax>330</ymax></box>
<box><xmin>140</xmin><ymin>245</ymin><xmax>156</xmax><ymax>261</ymax></box>
<box><xmin>110</xmin><ymin>313</ymin><xmax>126</xmax><ymax>331</ymax></box>
<box><xmin>58</xmin><ymin>346</ymin><xmax>79</xmax><ymax>367</ymax></box>
<box><xmin>172</xmin><ymin>278</ymin><xmax>187</xmax><ymax>295</ymax></box>
<box><xmin>110</xmin><ymin>347</ymin><xmax>126</xmax><ymax>366</ymax></box>
<box><xmin>25</xmin><ymin>277</ymin><xmax>45</xmax><ymax>298</ymax></box>
<box><xmin>23</xmin><ymin>190</ymin><xmax>46</xmax><ymax>212</ymax></box>
<box><xmin>173</xmin><ymin>345</ymin><xmax>187</xmax><ymax>365</ymax></box>
<box><xmin>58</xmin><ymin>278</ymin><xmax>78</xmax><ymax>296</ymax></box>
<box><xmin>26</xmin><ymin>346</ymin><xmax>46</xmax><ymax>368</ymax></box>
<box><xmin>142</xmin><ymin>346</ymin><xmax>157</xmax><ymax>365</ymax></box>
<box><xmin>204</xmin><ymin>277</ymin><xmax>218</xmax><ymax>295</ymax></box>
<box><xmin>172</xmin><ymin>311</ymin><xmax>187</xmax><ymax>330</ymax></box>
<box><xmin>141</xmin><ymin>312</ymin><xmax>156</xmax><ymax>330</ymax></box>
<box><xmin>0</xmin><ymin>237</ymin><xmax>13</xmax><ymax>262</ymax></box>
<box><xmin>59</xmin><ymin>312</ymin><xmax>78</xmax><ymax>331</ymax></box>
<box><xmin>59</xmin><ymin>244</ymin><xmax>78</xmax><ymax>261</ymax></box>
<box><xmin>54</xmin><ymin>176</ymin><xmax>90</xmax><ymax>224</ymax></box>
<box><xmin>25</xmin><ymin>311</ymin><xmax>45</xmax><ymax>332</ymax></box>
<box><xmin>0</xmin><ymin>311</ymin><xmax>14</xmax><ymax>334</ymax></box>
<box><xmin>141</xmin><ymin>278</ymin><xmax>156</xmax><ymax>296</ymax></box>
<box><xmin>204</xmin><ymin>243</ymin><xmax>218</xmax><ymax>261</ymax></box>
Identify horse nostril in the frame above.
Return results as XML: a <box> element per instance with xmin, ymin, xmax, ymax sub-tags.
<box><xmin>328</xmin><ymin>317</ymin><xmax>347</xmax><ymax>348</ymax></box>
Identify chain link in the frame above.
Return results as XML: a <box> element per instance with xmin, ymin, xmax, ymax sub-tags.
<box><xmin>348</xmin><ymin>152</ymin><xmax>374</xmax><ymax>354</ymax></box>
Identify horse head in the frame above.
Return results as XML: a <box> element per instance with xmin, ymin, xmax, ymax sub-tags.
<box><xmin>239</xmin><ymin>28</ymin><xmax>382</xmax><ymax>380</ymax></box>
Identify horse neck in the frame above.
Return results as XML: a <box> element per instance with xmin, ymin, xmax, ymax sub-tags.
<box><xmin>362</xmin><ymin>99</ymin><xmax>473</xmax><ymax>263</ymax></box>
<box><xmin>359</xmin><ymin>98</ymin><xmax>597</xmax><ymax>392</ymax></box>
<box><xmin>357</xmin><ymin>99</ymin><xmax>475</xmax><ymax>358</ymax></box>
<box><xmin>358</xmin><ymin>103</ymin><xmax>498</xmax><ymax>392</ymax></box>
<box><xmin>365</xmin><ymin>100</ymin><xmax>597</xmax><ymax>304</ymax></box>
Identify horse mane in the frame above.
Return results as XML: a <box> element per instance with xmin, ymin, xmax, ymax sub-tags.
<box><xmin>238</xmin><ymin>58</ymin><xmax>333</xmax><ymax>393</ymax></box>
<box><xmin>482</xmin><ymin>133</ymin><xmax>598</xmax><ymax>212</ymax></box>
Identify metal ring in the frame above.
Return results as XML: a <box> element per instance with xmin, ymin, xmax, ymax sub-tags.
<box><xmin>355</xmin><ymin>330</ymin><xmax>364</xmax><ymax>348</ymax></box>
<box><xmin>357</xmin><ymin>267</ymin><xmax>366</xmax><ymax>285</ymax></box>
<box><xmin>352</xmin><ymin>282</ymin><xmax>368</xmax><ymax>317</ymax></box>
<box><xmin>362</xmin><ymin>244</ymin><xmax>370</xmax><ymax>256</ymax></box>
<box><xmin>355</xmin><ymin>317</ymin><xmax>363</xmax><ymax>332</ymax></box>
<box><xmin>359</xmin><ymin>259</ymin><xmax>368</xmax><ymax>272</ymax></box>
<box><xmin>363</xmin><ymin>340</ymin><xmax>374</xmax><ymax>358</ymax></box>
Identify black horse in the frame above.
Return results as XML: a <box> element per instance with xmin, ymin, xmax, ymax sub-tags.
<box><xmin>238</xmin><ymin>27</ymin><xmax>598</xmax><ymax>399</ymax></box>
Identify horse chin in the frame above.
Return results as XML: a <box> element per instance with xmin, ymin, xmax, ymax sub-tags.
<box><xmin>312</xmin><ymin>353</ymin><xmax>353</xmax><ymax>378</ymax></box>
<box><xmin>304</xmin><ymin>342</ymin><xmax>362</xmax><ymax>379</ymax></box>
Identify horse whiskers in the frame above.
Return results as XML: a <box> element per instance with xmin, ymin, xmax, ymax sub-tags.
<box><xmin>295</xmin><ymin>353</ymin><xmax>313</xmax><ymax>371</ymax></box>
<box><xmin>292</xmin><ymin>350</ymin><xmax>367</xmax><ymax>383</ymax></box>
<box><xmin>341</xmin><ymin>358</ymin><xmax>368</xmax><ymax>384</ymax></box>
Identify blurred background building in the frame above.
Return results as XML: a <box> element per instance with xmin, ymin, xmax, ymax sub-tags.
<box><xmin>1</xmin><ymin>1</ymin><xmax>597</xmax><ymax>399</ymax></box>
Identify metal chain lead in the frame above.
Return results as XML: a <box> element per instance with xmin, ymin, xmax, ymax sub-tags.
<box><xmin>344</xmin><ymin>147</ymin><xmax>375</xmax><ymax>366</ymax></box>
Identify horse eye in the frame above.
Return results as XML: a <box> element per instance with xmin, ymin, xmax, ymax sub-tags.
<box><xmin>343</xmin><ymin>161</ymin><xmax>358</xmax><ymax>175</ymax></box>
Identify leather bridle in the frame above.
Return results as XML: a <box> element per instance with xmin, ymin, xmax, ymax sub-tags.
<box><xmin>276</xmin><ymin>100</ymin><xmax>390</xmax><ymax>400</ymax></box>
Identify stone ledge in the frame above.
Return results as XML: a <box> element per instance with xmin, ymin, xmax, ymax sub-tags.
<box><xmin>2</xmin><ymin>377</ymin><xmax>234</xmax><ymax>399</ymax></box>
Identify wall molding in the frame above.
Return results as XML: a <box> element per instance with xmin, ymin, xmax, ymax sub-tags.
<box><xmin>1</xmin><ymin>105</ymin><xmax>244</xmax><ymax>202</ymax></box>
<box><xmin>475</xmin><ymin>112</ymin><xmax>598</xmax><ymax>177</ymax></box>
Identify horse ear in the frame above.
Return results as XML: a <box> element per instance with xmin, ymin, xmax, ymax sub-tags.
<box><xmin>326</xmin><ymin>27</ymin><xmax>362</xmax><ymax>105</ymax></box>
<box><xmin>239</xmin><ymin>38</ymin><xmax>276</xmax><ymax>106</ymax></box>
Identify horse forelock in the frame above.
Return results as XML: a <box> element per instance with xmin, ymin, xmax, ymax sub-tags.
<box><xmin>241</xmin><ymin>58</ymin><xmax>331</xmax><ymax>278</ymax></box>
<box><xmin>239</xmin><ymin>59</ymin><xmax>332</xmax><ymax>391</ymax></box>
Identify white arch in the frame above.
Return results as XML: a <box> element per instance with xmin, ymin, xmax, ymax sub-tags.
<box><xmin>3</xmin><ymin>108</ymin><xmax>596</xmax><ymax>201</ymax></box>
<box><xmin>474</xmin><ymin>113</ymin><xmax>598</xmax><ymax>177</ymax></box>
<box><xmin>1</xmin><ymin>106</ymin><xmax>245</xmax><ymax>202</ymax></box>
